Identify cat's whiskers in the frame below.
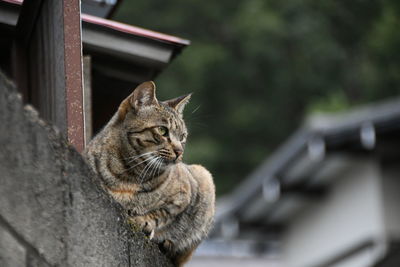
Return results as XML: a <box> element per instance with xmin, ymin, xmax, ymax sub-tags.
<box><xmin>147</xmin><ymin>157</ymin><xmax>161</xmax><ymax>178</ymax></box>
<box><xmin>123</xmin><ymin>151</ymin><xmax>164</xmax><ymax>178</ymax></box>
<box><xmin>123</xmin><ymin>154</ymin><xmax>157</xmax><ymax>174</ymax></box>
<box><xmin>158</xmin><ymin>149</ymin><xmax>171</xmax><ymax>159</ymax></box>
<box><xmin>128</xmin><ymin>156</ymin><xmax>156</xmax><ymax>169</ymax></box>
<box><xmin>124</xmin><ymin>151</ymin><xmax>155</xmax><ymax>162</ymax></box>
<box><xmin>139</xmin><ymin>157</ymin><xmax>159</xmax><ymax>183</ymax></box>
<box><xmin>142</xmin><ymin>157</ymin><xmax>159</xmax><ymax>182</ymax></box>
<box><xmin>150</xmin><ymin>158</ymin><xmax>163</xmax><ymax>179</ymax></box>
<box><xmin>148</xmin><ymin>159</ymin><xmax>158</xmax><ymax>180</ymax></box>
<box><xmin>156</xmin><ymin>158</ymin><xmax>164</xmax><ymax>177</ymax></box>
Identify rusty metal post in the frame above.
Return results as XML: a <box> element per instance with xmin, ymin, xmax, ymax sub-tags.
<box><xmin>63</xmin><ymin>0</ymin><xmax>85</xmax><ymax>152</ymax></box>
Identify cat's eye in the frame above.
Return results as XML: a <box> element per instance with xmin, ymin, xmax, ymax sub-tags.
<box><xmin>158</xmin><ymin>126</ymin><xmax>169</xmax><ymax>137</ymax></box>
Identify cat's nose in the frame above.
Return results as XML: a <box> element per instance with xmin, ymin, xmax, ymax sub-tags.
<box><xmin>174</xmin><ymin>149</ymin><xmax>183</xmax><ymax>161</ymax></box>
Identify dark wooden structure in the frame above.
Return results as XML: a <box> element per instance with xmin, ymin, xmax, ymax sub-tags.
<box><xmin>14</xmin><ymin>0</ymin><xmax>85</xmax><ymax>151</ymax></box>
<box><xmin>0</xmin><ymin>0</ymin><xmax>189</xmax><ymax>152</ymax></box>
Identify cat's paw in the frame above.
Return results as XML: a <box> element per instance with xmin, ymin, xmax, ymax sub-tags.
<box><xmin>143</xmin><ymin>221</ymin><xmax>155</xmax><ymax>239</ymax></box>
<box><xmin>128</xmin><ymin>216</ymin><xmax>155</xmax><ymax>239</ymax></box>
<box><xmin>159</xmin><ymin>239</ymin><xmax>174</xmax><ymax>254</ymax></box>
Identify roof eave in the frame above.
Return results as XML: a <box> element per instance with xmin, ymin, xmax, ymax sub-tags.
<box><xmin>216</xmin><ymin>97</ymin><xmax>400</xmax><ymax>225</ymax></box>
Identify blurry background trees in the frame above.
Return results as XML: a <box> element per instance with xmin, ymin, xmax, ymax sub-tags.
<box><xmin>114</xmin><ymin>0</ymin><xmax>400</xmax><ymax>195</ymax></box>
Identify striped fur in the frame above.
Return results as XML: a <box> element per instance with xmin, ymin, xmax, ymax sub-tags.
<box><xmin>84</xmin><ymin>82</ymin><xmax>215</xmax><ymax>266</ymax></box>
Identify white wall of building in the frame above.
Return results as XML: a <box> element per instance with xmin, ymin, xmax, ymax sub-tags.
<box><xmin>282</xmin><ymin>158</ymin><xmax>386</xmax><ymax>267</ymax></box>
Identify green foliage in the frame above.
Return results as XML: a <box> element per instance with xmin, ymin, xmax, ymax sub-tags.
<box><xmin>115</xmin><ymin>0</ymin><xmax>400</xmax><ymax>195</ymax></box>
<box><xmin>308</xmin><ymin>90</ymin><xmax>350</xmax><ymax>114</ymax></box>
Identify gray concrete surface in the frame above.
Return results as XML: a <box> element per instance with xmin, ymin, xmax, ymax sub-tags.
<box><xmin>0</xmin><ymin>71</ymin><xmax>172</xmax><ymax>266</ymax></box>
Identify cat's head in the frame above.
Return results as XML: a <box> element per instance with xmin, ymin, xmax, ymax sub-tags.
<box><xmin>116</xmin><ymin>81</ymin><xmax>191</xmax><ymax>172</ymax></box>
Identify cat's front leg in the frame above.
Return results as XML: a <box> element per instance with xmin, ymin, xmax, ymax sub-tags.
<box><xmin>128</xmin><ymin>194</ymin><xmax>189</xmax><ymax>238</ymax></box>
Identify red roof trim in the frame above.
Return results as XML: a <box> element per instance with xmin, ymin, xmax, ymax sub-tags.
<box><xmin>2</xmin><ymin>0</ymin><xmax>190</xmax><ymax>46</ymax></box>
<box><xmin>82</xmin><ymin>14</ymin><xmax>190</xmax><ymax>46</ymax></box>
<box><xmin>2</xmin><ymin>0</ymin><xmax>22</xmax><ymax>4</ymax></box>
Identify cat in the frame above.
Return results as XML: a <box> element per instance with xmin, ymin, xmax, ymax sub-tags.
<box><xmin>84</xmin><ymin>81</ymin><xmax>215</xmax><ymax>267</ymax></box>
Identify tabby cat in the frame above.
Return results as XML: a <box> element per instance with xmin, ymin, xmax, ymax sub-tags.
<box><xmin>84</xmin><ymin>81</ymin><xmax>215</xmax><ymax>266</ymax></box>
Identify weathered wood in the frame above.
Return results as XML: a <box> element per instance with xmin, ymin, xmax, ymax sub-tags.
<box><xmin>15</xmin><ymin>0</ymin><xmax>85</xmax><ymax>152</ymax></box>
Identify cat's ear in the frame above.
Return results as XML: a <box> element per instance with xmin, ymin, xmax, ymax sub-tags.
<box><xmin>131</xmin><ymin>81</ymin><xmax>158</xmax><ymax>108</ymax></box>
<box><xmin>118</xmin><ymin>81</ymin><xmax>158</xmax><ymax>120</ymax></box>
<box><xmin>164</xmin><ymin>93</ymin><xmax>192</xmax><ymax>115</ymax></box>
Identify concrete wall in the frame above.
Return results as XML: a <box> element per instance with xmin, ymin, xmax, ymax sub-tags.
<box><xmin>0</xmin><ymin>71</ymin><xmax>172</xmax><ymax>266</ymax></box>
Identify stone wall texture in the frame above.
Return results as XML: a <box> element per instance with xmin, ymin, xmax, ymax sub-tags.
<box><xmin>0</xmin><ymin>71</ymin><xmax>172</xmax><ymax>267</ymax></box>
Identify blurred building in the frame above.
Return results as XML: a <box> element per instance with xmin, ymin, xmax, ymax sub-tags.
<box><xmin>202</xmin><ymin>98</ymin><xmax>400</xmax><ymax>267</ymax></box>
